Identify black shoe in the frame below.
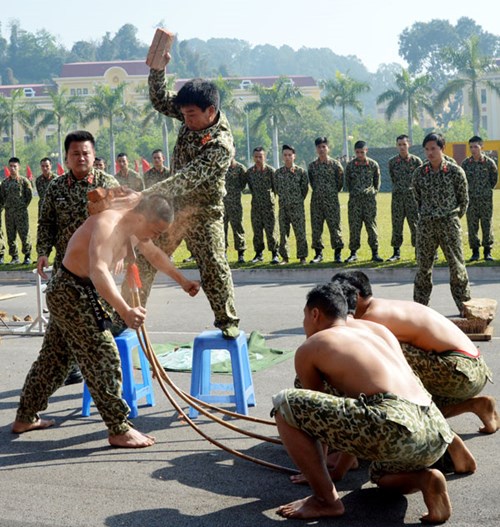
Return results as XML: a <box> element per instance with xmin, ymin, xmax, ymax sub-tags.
<box><xmin>64</xmin><ymin>367</ymin><xmax>84</xmax><ymax>386</ymax></box>
<box><xmin>334</xmin><ymin>248</ymin><xmax>342</xmax><ymax>263</ymax></box>
<box><xmin>372</xmin><ymin>252</ymin><xmax>383</xmax><ymax>263</ymax></box>
<box><xmin>309</xmin><ymin>252</ymin><xmax>323</xmax><ymax>264</ymax></box>
<box><xmin>387</xmin><ymin>248</ymin><xmax>400</xmax><ymax>262</ymax></box>
<box><xmin>469</xmin><ymin>249</ymin><xmax>480</xmax><ymax>262</ymax></box>
<box><xmin>251</xmin><ymin>253</ymin><xmax>264</xmax><ymax>263</ymax></box>
<box><xmin>484</xmin><ymin>249</ymin><xmax>493</xmax><ymax>261</ymax></box>
<box><xmin>344</xmin><ymin>252</ymin><xmax>357</xmax><ymax>263</ymax></box>
<box><xmin>23</xmin><ymin>257</ymin><xmax>32</xmax><ymax>265</ymax></box>
<box><xmin>270</xmin><ymin>253</ymin><xmax>279</xmax><ymax>264</ymax></box>
<box><xmin>237</xmin><ymin>251</ymin><xmax>245</xmax><ymax>264</ymax></box>
<box><xmin>9</xmin><ymin>257</ymin><xmax>20</xmax><ymax>265</ymax></box>
<box><xmin>299</xmin><ymin>258</ymin><xmax>307</xmax><ymax>265</ymax></box>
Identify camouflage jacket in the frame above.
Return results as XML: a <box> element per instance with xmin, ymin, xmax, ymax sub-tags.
<box><xmin>143</xmin><ymin>166</ymin><xmax>170</xmax><ymax>189</ymax></box>
<box><xmin>224</xmin><ymin>161</ymin><xmax>247</xmax><ymax>205</ymax></box>
<box><xmin>35</xmin><ymin>172</ymin><xmax>57</xmax><ymax>202</ymax></box>
<box><xmin>461</xmin><ymin>155</ymin><xmax>498</xmax><ymax>198</ymax></box>
<box><xmin>274</xmin><ymin>164</ymin><xmax>309</xmax><ymax>206</ymax></box>
<box><xmin>114</xmin><ymin>168</ymin><xmax>144</xmax><ymax>191</ymax></box>
<box><xmin>146</xmin><ymin>69</ymin><xmax>234</xmax><ymax>210</ymax></box>
<box><xmin>388</xmin><ymin>154</ymin><xmax>422</xmax><ymax>194</ymax></box>
<box><xmin>345</xmin><ymin>157</ymin><xmax>380</xmax><ymax>195</ymax></box>
<box><xmin>308</xmin><ymin>157</ymin><xmax>343</xmax><ymax>197</ymax></box>
<box><xmin>412</xmin><ymin>160</ymin><xmax>468</xmax><ymax>220</ymax></box>
<box><xmin>245</xmin><ymin>164</ymin><xmax>276</xmax><ymax>206</ymax></box>
<box><xmin>37</xmin><ymin>168</ymin><xmax>119</xmax><ymax>271</ymax></box>
<box><xmin>0</xmin><ymin>176</ymin><xmax>32</xmax><ymax>210</ymax></box>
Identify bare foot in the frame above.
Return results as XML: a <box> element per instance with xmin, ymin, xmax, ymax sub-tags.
<box><xmin>290</xmin><ymin>454</ymin><xmax>359</xmax><ymax>485</ymax></box>
<box><xmin>276</xmin><ymin>494</ymin><xmax>345</xmax><ymax>519</ymax></box>
<box><xmin>447</xmin><ymin>433</ymin><xmax>476</xmax><ymax>474</ymax></box>
<box><xmin>476</xmin><ymin>396</ymin><xmax>500</xmax><ymax>434</ymax></box>
<box><xmin>419</xmin><ymin>469</ymin><xmax>452</xmax><ymax>524</ymax></box>
<box><xmin>108</xmin><ymin>428</ymin><xmax>156</xmax><ymax>448</ymax></box>
<box><xmin>11</xmin><ymin>418</ymin><xmax>55</xmax><ymax>434</ymax></box>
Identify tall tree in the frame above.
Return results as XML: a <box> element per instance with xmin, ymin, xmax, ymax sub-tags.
<box><xmin>0</xmin><ymin>87</ymin><xmax>26</xmax><ymax>156</ymax></box>
<box><xmin>436</xmin><ymin>35</ymin><xmax>500</xmax><ymax>135</ymax></box>
<box><xmin>376</xmin><ymin>68</ymin><xmax>434</xmax><ymax>143</ymax></box>
<box><xmin>245</xmin><ymin>77</ymin><xmax>302</xmax><ymax>167</ymax></box>
<box><xmin>17</xmin><ymin>101</ymin><xmax>45</xmax><ymax>143</ymax></box>
<box><xmin>318</xmin><ymin>71</ymin><xmax>370</xmax><ymax>157</ymax></box>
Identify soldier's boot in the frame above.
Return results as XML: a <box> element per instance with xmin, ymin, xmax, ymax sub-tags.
<box><xmin>237</xmin><ymin>250</ymin><xmax>245</xmax><ymax>264</ymax></box>
<box><xmin>251</xmin><ymin>252</ymin><xmax>264</xmax><ymax>264</ymax></box>
<box><xmin>484</xmin><ymin>248</ymin><xmax>493</xmax><ymax>261</ymax></box>
<box><xmin>387</xmin><ymin>247</ymin><xmax>400</xmax><ymax>262</ymax></box>
<box><xmin>371</xmin><ymin>250</ymin><xmax>383</xmax><ymax>263</ymax></box>
<box><xmin>334</xmin><ymin>248</ymin><xmax>342</xmax><ymax>263</ymax></box>
<box><xmin>344</xmin><ymin>251</ymin><xmax>358</xmax><ymax>263</ymax></box>
<box><xmin>469</xmin><ymin>248</ymin><xmax>480</xmax><ymax>262</ymax></box>
<box><xmin>64</xmin><ymin>364</ymin><xmax>84</xmax><ymax>385</ymax></box>
<box><xmin>309</xmin><ymin>250</ymin><xmax>323</xmax><ymax>264</ymax></box>
<box><xmin>270</xmin><ymin>252</ymin><xmax>280</xmax><ymax>265</ymax></box>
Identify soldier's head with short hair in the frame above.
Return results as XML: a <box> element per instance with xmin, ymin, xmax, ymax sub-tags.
<box><xmin>282</xmin><ymin>144</ymin><xmax>296</xmax><ymax>168</ymax></box>
<box><xmin>40</xmin><ymin>157</ymin><xmax>52</xmax><ymax>176</ymax></box>
<box><xmin>116</xmin><ymin>153</ymin><xmax>129</xmax><ymax>172</ymax></box>
<box><xmin>151</xmin><ymin>149</ymin><xmax>165</xmax><ymax>169</ymax></box>
<box><xmin>174</xmin><ymin>78</ymin><xmax>220</xmax><ymax>132</ymax></box>
<box><xmin>422</xmin><ymin>133</ymin><xmax>445</xmax><ymax>166</ymax></box>
<box><xmin>253</xmin><ymin>146</ymin><xmax>266</xmax><ymax>168</ymax></box>
<box><xmin>396</xmin><ymin>134</ymin><xmax>410</xmax><ymax>157</ymax></box>
<box><xmin>64</xmin><ymin>130</ymin><xmax>96</xmax><ymax>180</ymax></box>
<box><xmin>468</xmin><ymin>135</ymin><xmax>483</xmax><ymax>160</ymax></box>
<box><xmin>93</xmin><ymin>157</ymin><xmax>106</xmax><ymax>171</ymax></box>
<box><xmin>8</xmin><ymin>157</ymin><xmax>20</xmax><ymax>177</ymax></box>
<box><xmin>315</xmin><ymin>136</ymin><xmax>329</xmax><ymax>160</ymax></box>
<box><xmin>353</xmin><ymin>140</ymin><xmax>368</xmax><ymax>161</ymax></box>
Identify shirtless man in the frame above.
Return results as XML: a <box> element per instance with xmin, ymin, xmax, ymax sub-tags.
<box><xmin>273</xmin><ymin>283</ymin><xmax>462</xmax><ymax>522</ymax></box>
<box><xmin>332</xmin><ymin>270</ymin><xmax>498</xmax><ymax>434</ymax></box>
<box><xmin>12</xmin><ymin>194</ymin><xmax>200</xmax><ymax>448</ymax></box>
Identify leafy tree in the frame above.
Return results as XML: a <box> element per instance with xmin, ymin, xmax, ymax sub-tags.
<box><xmin>376</xmin><ymin>68</ymin><xmax>434</xmax><ymax>143</ymax></box>
<box><xmin>245</xmin><ymin>77</ymin><xmax>302</xmax><ymax>167</ymax></box>
<box><xmin>318</xmin><ymin>71</ymin><xmax>370</xmax><ymax>157</ymax></box>
<box><xmin>68</xmin><ymin>41</ymin><xmax>97</xmax><ymax>62</ymax></box>
<box><xmin>96</xmin><ymin>32</ymin><xmax>116</xmax><ymax>61</ymax></box>
<box><xmin>436</xmin><ymin>36</ymin><xmax>500</xmax><ymax>135</ymax></box>
<box><xmin>112</xmin><ymin>24</ymin><xmax>148</xmax><ymax>60</ymax></box>
<box><xmin>0</xmin><ymin>88</ymin><xmax>27</xmax><ymax>156</ymax></box>
<box><xmin>17</xmin><ymin>101</ymin><xmax>45</xmax><ymax>142</ymax></box>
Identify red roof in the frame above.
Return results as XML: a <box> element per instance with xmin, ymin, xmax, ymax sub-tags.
<box><xmin>59</xmin><ymin>60</ymin><xmax>150</xmax><ymax>78</ymax></box>
<box><xmin>0</xmin><ymin>84</ymin><xmax>51</xmax><ymax>97</ymax></box>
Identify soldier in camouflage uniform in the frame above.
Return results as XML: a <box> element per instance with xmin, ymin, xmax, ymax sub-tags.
<box><xmin>274</xmin><ymin>144</ymin><xmax>309</xmax><ymax>264</ymax></box>
<box><xmin>308</xmin><ymin>137</ymin><xmax>344</xmax><ymax>264</ymax></box>
<box><xmin>345</xmin><ymin>141</ymin><xmax>382</xmax><ymax>263</ymax></box>
<box><xmin>122</xmin><ymin>67</ymin><xmax>239</xmax><ymax>338</ymax></box>
<box><xmin>413</xmin><ymin>133</ymin><xmax>471</xmax><ymax>313</ymax></box>
<box><xmin>387</xmin><ymin>135</ymin><xmax>422</xmax><ymax>261</ymax></box>
<box><xmin>143</xmin><ymin>149</ymin><xmax>170</xmax><ymax>188</ymax></box>
<box><xmin>223</xmin><ymin>157</ymin><xmax>247</xmax><ymax>263</ymax></box>
<box><xmin>35</xmin><ymin>157</ymin><xmax>56</xmax><ymax>218</ymax></box>
<box><xmin>461</xmin><ymin>135</ymin><xmax>498</xmax><ymax>261</ymax></box>
<box><xmin>245</xmin><ymin>147</ymin><xmax>279</xmax><ymax>264</ymax></box>
<box><xmin>115</xmin><ymin>153</ymin><xmax>145</xmax><ymax>191</ymax></box>
<box><xmin>93</xmin><ymin>157</ymin><xmax>107</xmax><ymax>171</ymax></box>
<box><xmin>0</xmin><ymin>157</ymin><xmax>32</xmax><ymax>264</ymax></box>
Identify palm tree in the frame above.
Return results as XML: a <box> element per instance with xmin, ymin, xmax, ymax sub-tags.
<box><xmin>318</xmin><ymin>72</ymin><xmax>370</xmax><ymax>157</ymax></box>
<box><xmin>36</xmin><ymin>87</ymin><xmax>83</xmax><ymax>163</ymax></box>
<box><xmin>0</xmin><ymin>88</ymin><xmax>26</xmax><ymax>156</ymax></box>
<box><xmin>245</xmin><ymin>77</ymin><xmax>302</xmax><ymax>167</ymax></box>
<box><xmin>376</xmin><ymin>68</ymin><xmax>434</xmax><ymax>144</ymax></box>
<box><xmin>17</xmin><ymin>102</ymin><xmax>46</xmax><ymax>143</ymax></box>
<box><xmin>84</xmin><ymin>82</ymin><xmax>138</xmax><ymax>168</ymax></box>
<box><xmin>436</xmin><ymin>35</ymin><xmax>500</xmax><ymax>135</ymax></box>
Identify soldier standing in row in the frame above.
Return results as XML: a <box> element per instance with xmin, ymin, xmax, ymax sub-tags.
<box><xmin>246</xmin><ymin>147</ymin><xmax>279</xmax><ymax>264</ymax></box>
<box><xmin>387</xmin><ymin>135</ymin><xmax>422</xmax><ymax>261</ymax></box>
<box><xmin>0</xmin><ymin>157</ymin><xmax>32</xmax><ymax>265</ymax></box>
<box><xmin>413</xmin><ymin>133</ymin><xmax>471</xmax><ymax>313</ymax></box>
<box><xmin>461</xmin><ymin>135</ymin><xmax>498</xmax><ymax>262</ymax></box>
<box><xmin>308</xmin><ymin>137</ymin><xmax>344</xmax><ymax>264</ymax></box>
<box><xmin>143</xmin><ymin>149</ymin><xmax>170</xmax><ymax>189</ymax></box>
<box><xmin>345</xmin><ymin>141</ymin><xmax>382</xmax><ymax>263</ymax></box>
<box><xmin>115</xmin><ymin>153</ymin><xmax>144</xmax><ymax>191</ymax></box>
<box><xmin>274</xmin><ymin>144</ymin><xmax>309</xmax><ymax>265</ymax></box>
<box><xmin>35</xmin><ymin>157</ymin><xmax>57</xmax><ymax>218</ymax></box>
<box><xmin>223</xmin><ymin>157</ymin><xmax>247</xmax><ymax>263</ymax></box>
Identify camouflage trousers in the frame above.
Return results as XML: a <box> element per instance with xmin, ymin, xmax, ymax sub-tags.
<box><xmin>278</xmin><ymin>202</ymin><xmax>308</xmax><ymax>260</ymax></box>
<box><xmin>223</xmin><ymin>200</ymin><xmax>246</xmax><ymax>252</ymax></box>
<box><xmin>0</xmin><ymin>217</ymin><xmax>5</xmax><ymax>257</ymax></box>
<box><xmin>16</xmin><ymin>269</ymin><xmax>131</xmax><ymax>435</ymax></box>
<box><xmin>466</xmin><ymin>195</ymin><xmax>494</xmax><ymax>250</ymax></box>
<box><xmin>390</xmin><ymin>191</ymin><xmax>418</xmax><ymax>248</ymax></box>
<box><xmin>272</xmin><ymin>388</ymin><xmax>453</xmax><ymax>483</ymax></box>
<box><xmin>310</xmin><ymin>194</ymin><xmax>343</xmax><ymax>251</ymax></box>
<box><xmin>122</xmin><ymin>207</ymin><xmax>239</xmax><ymax>330</ymax></box>
<box><xmin>348</xmin><ymin>194</ymin><xmax>379</xmax><ymax>252</ymax></box>
<box><xmin>401</xmin><ymin>344</ymin><xmax>493</xmax><ymax>408</ymax></box>
<box><xmin>414</xmin><ymin>216</ymin><xmax>471</xmax><ymax>312</ymax></box>
<box><xmin>5</xmin><ymin>208</ymin><xmax>31</xmax><ymax>259</ymax></box>
<box><xmin>250</xmin><ymin>202</ymin><xmax>278</xmax><ymax>254</ymax></box>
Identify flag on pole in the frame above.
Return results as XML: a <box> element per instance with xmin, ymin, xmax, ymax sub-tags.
<box><xmin>115</xmin><ymin>161</ymin><xmax>120</xmax><ymax>175</ymax></box>
<box><xmin>141</xmin><ymin>158</ymin><xmax>151</xmax><ymax>173</ymax></box>
<box><xmin>4</xmin><ymin>166</ymin><xmax>10</xmax><ymax>177</ymax></box>
<box><xmin>26</xmin><ymin>165</ymin><xmax>33</xmax><ymax>181</ymax></box>
<box><xmin>56</xmin><ymin>162</ymin><xmax>65</xmax><ymax>175</ymax></box>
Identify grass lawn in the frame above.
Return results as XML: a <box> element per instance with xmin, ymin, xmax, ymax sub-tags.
<box><xmin>1</xmin><ymin>191</ymin><xmax>499</xmax><ymax>271</ymax></box>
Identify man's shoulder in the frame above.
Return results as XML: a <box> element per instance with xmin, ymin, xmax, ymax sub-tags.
<box><xmin>367</xmin><ymin>157</ymin><xmax>380</xmax><ymax>168</ymax></box>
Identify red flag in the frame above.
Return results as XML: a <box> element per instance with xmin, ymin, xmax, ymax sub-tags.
<box><xmin>4</xmin><ymin>166</ymin><xmax>10</xmax><ymax>177</ymax></box>
<box><xmin>56</xmin><ymin>162</ymin><xmax>65</xmax><ymax>175</ymax></box>
<box><xmin>134</xmin><ymin>159</ymin><xmax>140</xmax><ymax>172</ymax></box>
<box><xmin>141</xmin><ymin>158</ymin><xmax>151</xmax><ymax>172</ymax></box>
<box><xmin>26</xmin><ymin>165</ymin><xmax>33</xmax><ymax>181</ymax></box>
<box><xmin>115</xmin><ymin>161</ymin><xmax>120</xmax><ymax>175</ymax></box>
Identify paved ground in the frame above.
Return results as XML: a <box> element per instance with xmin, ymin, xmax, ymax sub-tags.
<box><xmin>0</xmin><ymin>268</ymin><xmax>499</xmax><ymax>527</ymax></box>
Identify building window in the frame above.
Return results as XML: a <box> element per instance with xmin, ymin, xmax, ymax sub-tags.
<box><xmin>2</xmin><ymin>136</ymin><xmax>9</xmax><ymax>143</ymax></box>
<box><xmin>70</xmin><ymin>89</ymin><xmax>76</xmax><ymax>96</ymax></box>
<box><xmin>76</xmin><ymin>88</ymin><xmax>82</xmax><ymax>95</ymax></box>
<box><xmin>481</xmin><ymin>89</ymin><xmax>487</xmax><ymax>105</ymax></box>
<box><xmin>83</xmin><ymin>88</ymin><xmax>88</xmax><ymax>95</ymax></box>
<box><xmin>481</xmin><ymin>115</ymin><xmax>488</xmax><ymax>130</ymax></box>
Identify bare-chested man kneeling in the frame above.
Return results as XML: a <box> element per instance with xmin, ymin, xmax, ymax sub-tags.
<box><xmin>272</xmin><ymin>283</ymin><xmax>464</xmax><ymax>523</ymax></box>
<box><xmin>332</xmin><ymin>271</ymin><xmax>498</xmax><ymax>435</ymax></box>
<box><xmin>12</xmin><ymin>194</ymin><xmax>200</xmax><ymax>448</ymax></box>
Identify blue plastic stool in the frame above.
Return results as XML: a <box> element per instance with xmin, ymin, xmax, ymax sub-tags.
<box><xmin>81</xmin><ymin>329</ymin><xmax>155</xmax><ymax>419</ymax></box>
<box><xmin>189</xmin><ymin>329</ymin><xmax>256</xmax><ymax>418</ymax></box>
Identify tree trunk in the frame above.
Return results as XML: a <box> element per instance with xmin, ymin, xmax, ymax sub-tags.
<box><xmin>57</xmin><ymin>117</ymin><xmax>63</xmax><ymax>165</ymax></box>
<box><xmin>341</xmin><ymin>106</ymin><xmax>348</xmax><ymax>158</ymax></box>
<box><xmin>271</xmin><ymin>117</ymin><xmax>279</xmax><ymax>168</ymax></box>
<box><xmin>10</xmin><ymin>114</ymin><xmax>15</xmax><ymax>157</ymax></box>
<box><xmin>471</xmin><ymin>82</ymin><xmax>480</xmax><ymax>136</ymax></box>
<box><xmin>109</xmin><ymin>117</ymin><xmax>116</xmax><ymax>174</ymax></box>
<box><xmin>162</xmin><ymin>118</ymin><xmax>170</xmax><ymax>168</ymax></box>
<box><xmin>407</xmin><ymin>96</ymin><xmax>413</xmax><ymax>144</ymax></box>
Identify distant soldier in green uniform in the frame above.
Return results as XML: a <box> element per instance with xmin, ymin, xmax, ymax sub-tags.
<box><xmin>143</xmin><ymin>149</ymin><xmax>170</xmax><ymax>189</ymax></box>
<box><xmin>274</xmin><ymin>144</ymin><xmax>309</xmax><ymax>265</ymax></box>
<box><xmin>387</xmin><ymin>135</ymin><xmax>422</xmax><ymax>261</ymax></box>
<box><xmin>345</xmin><ymin>141</ymin><xmax>382</xmax><ymax>263</ymax></box>
<box><xmin>245</xmin><ymin>147</ymin><xmax>279</xmax><ymax>264</ymax></box>
<box><xmin>0</xmin><ymin>157</ymin><xmax>32</xmax><ymax>265</ymax></box>
<box><xmin>461</xmin><ymin>135</ymin><xmax>498</xmax><ymax>262</ymax></box>
<box><xmin>413</xmin><ymin>133</ymin><xmax>471</xmax><ymax>313</ymax></box>
<box><xmin>308</xmin><ymin>137</ymin><xmax>344</xmax><ymax>264</ymax></box>
<box><xmin>115</xmin><ymin>153</ymin><xmax>145</xmax><ymax>191</ymax></box>
<box><xmin>93</xmin><ymin>157</ymin><xmax>107</xmax><ymax>171</ymax></box>
<box><xmin>223</xmin><ymin>157</ymin><xmax>247</xmax><ymax>263</ymax></box>
<box><xmin>35</xmin><ymin>157</ymin><xmax>57</xmax><ymax>218</ymax></box>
